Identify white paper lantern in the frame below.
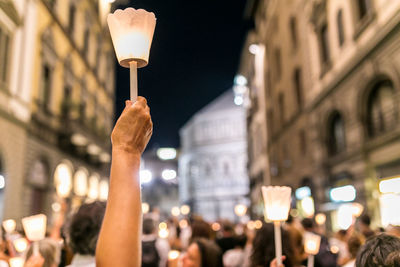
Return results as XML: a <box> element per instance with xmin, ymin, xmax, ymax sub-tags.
<box><xmin>2</xmin><ymin>219</ymin><xmax>16</xmax><ymax>233</ymax></box>
<box><xmin>304</xmin><ymin>232</ymin><xmax>321</xmax><ymax>255</ymax></box>
<box><xmin>9</xmin><ymin>257</ymin><xmax>24</xmax><ymax>267</ymax></box>
<box><xmin>21</xmin><ymin>214</ymin><xmax>46</xmax><ymax>242</ymax></box>
<box><xmin>262</xmin><ymin>186</ymin><xmax>292</xmax><ymax>221</ymax></box>
<box><xmin>13</xmin><ymin>238</ymin><xmax>28</xmax><ymax>253</ymax></box>
<box><xmin>107</xmin><ymin>8</ymin><xmax>156</xmax><ymax>68</ymax></box>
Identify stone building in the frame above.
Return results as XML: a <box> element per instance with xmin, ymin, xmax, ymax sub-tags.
<box><xmin>0</xmin><ymin>0</ymin><xmax>116</xmax><ymax>223</ymax></box>
<box><xmin>179</xmin><ymin>90</ymin><xmax>249</xmax><ymax>222</ymax></box>
<box><xmin>241</xmin><ymin>0</ymin><xmax>400</xmax><ymax>228</ymax></box>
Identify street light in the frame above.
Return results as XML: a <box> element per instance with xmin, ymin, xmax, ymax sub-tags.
<box><xmin>140</xmin><ymin>170</ymin><xmax>152</xmax><ymax>184</ymax></box>
<box><xmin>171</xmin><ymin>206</ymin><xmax>180</xmax><ymax>217</ymax></box>
<box><xmin>157</xmin><ymin>148</ymin><xmax>177</xmax><ymax>160</ymax></box>
<box><xmin>234</xmin><ymin>74</ymin><xmax>247</xmax><ymax>86</ymax></box>
<box><xmin>180</xmin><ymin>205</ymin><xmax>190</xmax><ymax>215</ymax></box>
<box><xmin>249</xmin><ymin>44</ymin><xmax>259</xmax><ymax>55</ymax></box>
<box><xmin>234</xmin><ymin>204</ymin><xmax>247</xmax><ymax>217</ymax></box>
<box><xmin>142</xmin><ymin>202</ymin><xmax>150</xmax><ymax>214</ymax></box>
<box><xmin>162</xmin><ymin>169</ymin><xmax>176</xmax><ymax>181</ymax></box>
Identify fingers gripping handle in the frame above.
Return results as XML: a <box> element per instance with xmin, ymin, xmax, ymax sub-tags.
<box><xmin>130</xmin><ymin>61</ymin><xmax>138</xmax><ymax>102</ymax></box>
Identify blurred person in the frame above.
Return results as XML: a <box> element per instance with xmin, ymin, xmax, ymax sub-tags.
<box><xmin>385</xmin><ymin>251</ymin><xmax>400</xmax><ymax>266</ymax></box>
<box><xmin>223</xmin><ymin>234</ymin><xmax>247</xmax><ymax>267</ymax></box>
<box><xmin>250</xmin><ymin>222</ymin><xmax>294</xmax><ymax>267</ymax></box>
<box><xmin>216</xmin><ymin>222</ymin><xmax>236</xmax><ymax>254</ymax></box>
<box><xmin>242</xmin><ymin>225</ymin><xmax>256</xmax><ymax>267</ymax></box>
<box><xmin>285</xmin><ymin>215</ymin><xmax>305</xmax><ymax>266</ymax></box>
<box><xmin>67</xmin><ymin>201</ymin><xmax>106</xmax><ymax>267</ymax></box>
<box><xmin>356</xmin><ymin>233</ymin><xmax>400</xmax><ymax>267</ymax></box>
<box><xmin>25</xmin><ymin>238</ymin><xmax>60</xmax><ymax>267</ymax></box>
<box><xmin>190</xmin><ymin>219</ymin><xmax>212</xmax><ymax>243</ymax></box>
<box><xmin>96</xmin><ymin>97</ymin><xmax>153</xmax><ymax>267</ymax></box>
<box><xmin>342</xmin><ymin>233</ymin><xmax>363</xmax><ymax>267</ymax></box>
<box><xmin>181</xmin><ymin>238</ymin><xmax>222</xmax><ymax>267</ymax></box>
<box><xmin>357</xmin><ymin>214</ymin><xmax>374</xmax><ymax>239</ymax></box>
<box><xmin>387</xmin><ymin>224</ymin><xmax>400</xmax><ymax>238</ymax></box>
<box><xmin>0</xmin><ymin>234</ymin><xmax>9</xmax><ymax>267</ymax></box>
<box><xmin>25</xmin><ymin>254</ymin><xmax>45</xmax><ymax>267</ymax></box>
<box><xmin>141</xmin><ymin>218</ymin><xmax>170</xmax><ymax>267</ymax></box>
<box><xmin>329</xmin><ymin>230</ymin><xmax>350</xmax><ymax>266</ymax></box>
<box><xmin>301</xmin><ymin>218</ymin><xmax>337</xmax><ymax>267</ymax></box>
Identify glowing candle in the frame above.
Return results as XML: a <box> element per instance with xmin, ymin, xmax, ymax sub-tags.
<box><xmin>107</xmin><ymin>8</ymin><xmax>156</xmax><ymax>102</ymax></box>
<box><xmin>262</xmin><ymin>186</ymin><xmax>292</xmax><ymax>266</ymax></box>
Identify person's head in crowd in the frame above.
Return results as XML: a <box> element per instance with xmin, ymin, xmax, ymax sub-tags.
<box><xmin>67</xmin><ymin>201</ymin><xmax>106</xmax><ymax>256</ymax></box>
<box><xmin>385</xmin><ymin>251</ymin><xmax>400</xmax><ymax>266</ymax></box>
<box><xmin>347</xmin><ymin>233</ymin><xmax>363</xmax><ymax>260</ymax></box>
<box><xmin>25</xmin><ymin>239</ymin><xmax>60</xmax><ymax>267</ymax></box>
<box><xmin>190</xmin><ymin>219</ymin><xmax>211</xmax><ymax>242</ymax></box>
<box><xmin>234</xmin><ymin>234</ymin><xmax>247</xmax><ymax>249</ymax></box>
<box><xmin>356</xmin><ymin>233</ymin><xmax>400</xmax><ymax>267</ymax></box>
<box><xmin>301</xmin><ymin>218</ymin><xmax>315</xmax><ymax>232</ymax></box>
<box><xmin>222</xmin><ymin>222</ymin><xmax>234</xmax><ymax>237</ymax></box>
<box><xmin>142</xmin><ymin>217</ymin><xmax>156</xmax><ymax>235</ymax></box>
<box><xmin>358</xmin><ymin>214</ymin><xmax>375</xmax><ymax>239</ymax></box>
<box><xmin>182</xmin><ymin>238</ymin><xmax>222</xmax><ymax>267</ymax></box>
<box><xmin>250</xmin><ymin>222</ymin><xmax>294</xmax><ymax>267</ymax></box>
<box><xmin>387</xmin><ymin>225</ymin><xmax>400</xmax><ymax>238</ymax></box>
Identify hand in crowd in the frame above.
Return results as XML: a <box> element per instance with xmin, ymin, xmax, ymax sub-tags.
<box><xmin>111</xmin><ymin>97</ymin><xmax>153</xmax><ymax>156</ymax></box>
<box><xmin>270</xmin><ymin>256</ymin><xmax>286</xmax><ymax>267</ymax></box>
<box><xmin>24</xmin><ymin>254</ymin><xmax>45</xmax><ymax>267</ymax></box>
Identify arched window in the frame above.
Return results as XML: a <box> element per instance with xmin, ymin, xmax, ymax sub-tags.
<box><xmin>337</xmin><ymin>9</ymin><xmax>345</xmax><ymax>46</ymax></box>
<box><xmin>29</xmin><ymin>159</ymin><xmax>50</xmax><ymax>214</ymax></box>
<box><xmin>289</xmin><ymin>17</ymin><xmax>298</xmax><ymax>49</ymax></box>
<box><xmin>294</xmin><ymin>68</ymin><xmax>302</xmax><ymax>109</ymax></box>
<box><xmin>357</xmin><ymin>0</ymin><xmax>372</xmax><ymax>20</ymax></box>
<box><xmin>327</xmin><ymin>112</ymin><xmax>346</xmax><ymax>155</ymax></box>
<box><xmin>366</xmin><ymin>80</ymin><xmax>397</xmax><ymax>137</ymax></box>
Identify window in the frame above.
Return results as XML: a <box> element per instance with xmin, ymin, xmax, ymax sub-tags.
<box><xmin>275</xmin><ymin>48</ymin><xmax>282</xmax><ymax>80</ymax></box>
<box><xmin>80</xmin><ymin>84</ymin><xmax>87</xmax><ymax>120</ymax></box>
<box><xmin>0</xmin><ymin>26</ymin><xmax>11</xmax><ymax>86</ymax></box>
<box><xmin>320</xmin><ymin>23</ymin><xmax>330</xmax><ymax>64</ymax></box>
<box><xmin>267</xmin><ymin>110</ymin><xmax>274</xmax><ymax>137</ymax></box>
<box><xmin>337</xmin><ymin>9</ymin><xmax>345</xmax><ymax>46</ymax></box>
<box><xmin>95</xmin><ymin>34</ymin><xmax>102</xmax><ymax>69</ymax></box>
<box><xmin>290</xmin><ymin>17</ymin><xmax>298</xmax><ymax>49</ymax></box>
<box><xmin>327</xmin><ymin>112</ymin><xmax>346</xmax><ymax>155</ymax></box>
<box><xmin>278</xmin><ymin>93</ymin><xmax>285</xmax><ymax>126</ymax></box>
<box><xmin>299</xmin><ymin>130</ymin><xmax>307</xmax><ymax>155</ymax></box>
<box><xmin>357</xmin><ymin>0</ymin><xmax>371</xmax><ymax>19</ymax></box>
<box><xmin>40</xmin><ymin>64</ymin><xmax>53</xmax><ymax>111</ymax></box>
<box><xmin>68</xmin><ymin>3</ymin><xmax>76</xmax><ymax>33</ymax></box>
<box><xmin>83</xmin><ymin>28</ymin><xmax>90</xmax><ymax>57</ymax></box>
<box><xmin>294</xmin><ymin>68</ymin><xmax>303</xmax><ymax>109</ymax></box>
<box><xmin>367</xmin><ymin>81</ymin><xmax>397</xmax><ymax>138</ymax></box>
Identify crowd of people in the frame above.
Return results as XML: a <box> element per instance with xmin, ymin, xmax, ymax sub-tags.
<box><xmin>1</xmin><ymin>98</ymin><xmax>399</xmax><ymax>267</ymax></box>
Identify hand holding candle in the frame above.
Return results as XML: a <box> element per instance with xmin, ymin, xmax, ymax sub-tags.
<box><xmin>107</xmin><ymin>7</ymin><xmax>156</xmax><ymax>102</ymax></box>
<box><xmin>262</xmin><ymin>186</ymin><xmax>292</xmax><ymax>266</ymax></box>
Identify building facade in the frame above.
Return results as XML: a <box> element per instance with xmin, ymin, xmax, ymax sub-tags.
<box><xmin>141</xmin><ymin>148</ymin><xmax>179</xmax><ymax>218</ymax></box>
<box><xmin>242</xmin><ymin>0</ymin><xmax>400</xmax><ymax>228</ymax></box>
<box><xmin>0</xmin><ymin>0</ymin><xmax>116</xmax><ymax>223</ymax></box>
<box><xmin>179</xmin><ymin>90</ymin><xmax>249</xmax><ymax>222</ymax></box>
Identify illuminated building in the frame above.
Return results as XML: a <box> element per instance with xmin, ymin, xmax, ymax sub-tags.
<box><xmin>179</xmin><ymin>90</ymin><xmax>249</xmax><ymax>222</ymax></box>
<box><xmin>242</xmin><ymin>0</ymin><xmax>400</xmax><ymax>227</ymax></box>
<box><xmin>0</xmin><ymin>0</ymin><xmax>116</xmax><ymax>221</ymax></box>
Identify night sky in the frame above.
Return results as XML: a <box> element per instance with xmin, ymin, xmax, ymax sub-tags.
<box><xmin>114</xmin><ymin>0</ymin><xmax>251</xmax><ymax>148</ymax></box>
